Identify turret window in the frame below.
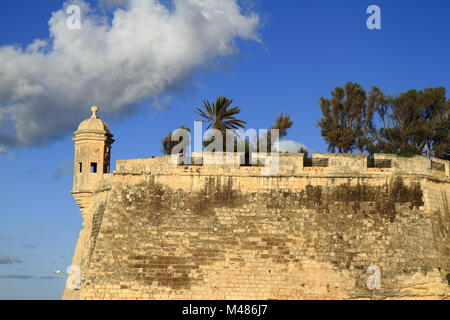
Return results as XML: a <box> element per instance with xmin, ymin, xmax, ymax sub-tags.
<box><xmin>78</xmin><ymin>162</ymin><xmax>83</xmax><ymax>173</ymax></box>
<box><xmin>90</xmin><ymin>162</ymin><xmax>98</xmax><ymax>173</ymax></box>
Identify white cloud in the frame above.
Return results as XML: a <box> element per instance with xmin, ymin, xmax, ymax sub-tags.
<box><xmin>0</xmin><ymin>255</ymin><xmax>21</xmax><ymax>264</ymax></box>
<box><xmin>0</xmin><ymin>274</ymin><xmax>58</xmax><ymax>280</ymax></box>
<box><xmin>0</xmin><ymin>0</ymin><xmax>259</xmax><ymax>150</ymax></box>
<box><xmin>274</xmin><ymin>140</ymin><xmax>309</xmax><ymax>153</ymax></box>
<box><xmin>152</xmin><ymin>95</ymin><xmax>174</xmax><ymax>111</ymax></box>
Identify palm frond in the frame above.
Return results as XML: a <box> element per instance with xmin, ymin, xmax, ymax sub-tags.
<box><xmin>194</xmin><ymin>97</ymin><xmax>246</xmax><ymax>131</ymax></box>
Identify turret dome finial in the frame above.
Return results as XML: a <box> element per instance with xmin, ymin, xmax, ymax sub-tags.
<box><xmin>76</xmin><ymin>106</ymin><xmax>111</xmax><ymax>133</ymax></box>
<box><xmin>91</xmin><ymin>106</ymin><xmax>99</xmax><ymax>119</ymax></box>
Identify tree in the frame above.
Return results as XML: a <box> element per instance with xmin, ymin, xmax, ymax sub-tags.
<box><xmin>369</xmin><ymin>87</ymin><xmax>450</xmax><ymax>158</ymax></box>
<box><xmin>195</xmin><ymin>97</ymin><xmax>247</xmax><ymax>152</ymax></box>
<box><xmin>271</xmin><ymin>113</ymin><xmax>293</xmax><ymax>138</ymax></box>
<box><xmin>266</xmin><ymin>113</ymin><xmax>293</xmax><ymax>152</ymax></box>
<box><xmin>161</xmin><ymin>126</ymin><xmax>190</xmax><ymax>155</ymax></box>
<box><xmin>298</xmin><ymin>146</ymin><xmax>312</xmax><ymax>166</ymax></box>
<box><xmin>318</xmin><ymin>82</ymin><xmax>377</xmax><ymax>153</ymax></box>
<box><xmin>194</xmin><ymin>97</ymin><xmax>247</xmax><ymax>131</ymax></box>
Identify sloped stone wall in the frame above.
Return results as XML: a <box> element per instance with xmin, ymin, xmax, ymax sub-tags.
<box><xmin>74</xmin><ymin>171</ymin><xmax>450</xmax><ymax>300</ymax></box>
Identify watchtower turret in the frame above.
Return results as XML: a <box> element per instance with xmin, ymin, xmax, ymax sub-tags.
<box><xmin>72</xmin><ymin>106</ymin><xmax>114</xmax><ymax>193</ymax></box>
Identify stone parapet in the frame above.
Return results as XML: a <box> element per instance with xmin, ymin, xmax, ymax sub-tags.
<box><xmin>114</xmin><ymin>153</ymin><xmax>449</xmax><ymax>180</ymax></box>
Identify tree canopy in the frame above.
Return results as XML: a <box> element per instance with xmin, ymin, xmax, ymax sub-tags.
<box><xmin>369</xmin><ymin>87</ymin><xmax>450</xmax><ymax>159</ymax></box>
<box><xmin>318</xmin><ymin>82</ymin><xmax>450</xmax><ymax>159</ymax></box>
<box><xmin>194</xmin><ymin>97</ymin><xmax>247</xmax><ymax>131</ymax></box>
<box><xmin>318</xmin><ymin>82</ymin><xmax>376</xmax><ymax>153</ymax></box>
<box><xmin>265</xmin><ymin>113</ymin><xmax>293</xmax><ymax>152</ymax></box>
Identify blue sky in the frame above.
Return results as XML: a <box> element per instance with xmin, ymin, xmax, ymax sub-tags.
<box><xmin>1</xmin><ymin>0</ymin><xmax>450</xmax><ymax>299</ymax></box>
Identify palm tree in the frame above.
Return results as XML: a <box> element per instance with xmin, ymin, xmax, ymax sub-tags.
<box><xmin>194</xmin><ymin>97</ymin><xmax>247</xmax><ymax>131</ymax></box>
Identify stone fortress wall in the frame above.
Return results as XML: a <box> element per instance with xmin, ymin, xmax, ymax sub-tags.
<box><xmin>64</xmin><ymin>150</ymin><xmax>450</xmax><ymax>300</ymax></box>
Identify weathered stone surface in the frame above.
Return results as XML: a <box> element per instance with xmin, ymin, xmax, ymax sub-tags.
<box><xmin>64</xmin><ymin>110</ymin><xmax>450</xmax><ymax>300</ymax></box>
<box><xmin>64</xmin><ymin>151</ymin><xmax>450</xmax><ymax>300</ymax></box>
